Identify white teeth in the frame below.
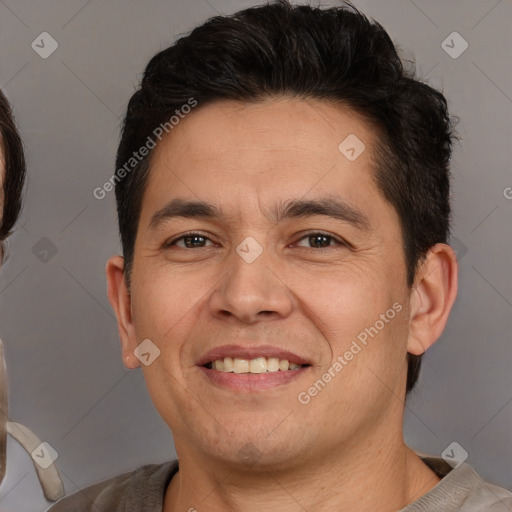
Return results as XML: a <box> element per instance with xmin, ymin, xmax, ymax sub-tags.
<box><xmin>267</xmin><ymin>357</ymin><xmax>280</xmax><ymax>372</ymax></box>
<box><xmin>207</xmin><ymin>356</ymin><xmax>306</xmax><ymax>373</ymax></box>
<box><xmin>233</xmin><ymin>358</ymin><xmax>249</xmax><ymax>373</ymax></box>
<box><xmin>249</xmin><ymin>357</ymin><xmax>267</xmax><ymax>374</ymax></box>
<box><xmin>223</xmin><ymin>357</ymin><xmax>234</xmax><ymax>372</ymax></box>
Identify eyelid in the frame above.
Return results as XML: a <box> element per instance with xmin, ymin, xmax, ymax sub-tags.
<box><xmin>292</xmin><ymin>230</ymin><xmax>349</xmax><ymax>248</ymax></box>
<box><xmin>163</xmin><ymin>230</ymin><xmax>349</xmax><ymax>249</ymax></box>
<box><xmin>164</xmin><ymin>231</ymin><xmax>216</xmax><ymax>248</ymax></box>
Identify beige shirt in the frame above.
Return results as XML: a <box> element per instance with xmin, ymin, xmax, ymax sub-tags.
<box><xmin>47</xmin><ymin>457</ymin><xmax>512</xmax><ymax>511</ymax></box>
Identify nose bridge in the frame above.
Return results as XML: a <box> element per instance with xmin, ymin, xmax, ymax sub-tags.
<box><xmin>230</xmin><ymin>239</ymin><xmax>270</xmax><ymax>292</ymax></box>
<box><xmin>210</xmin><ymin>238</ymin><xmax>293</xmax><ymax>323</ymax></box>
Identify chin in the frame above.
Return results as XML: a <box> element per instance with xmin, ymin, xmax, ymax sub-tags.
<box><xmin>198</xmin><ymin>430</ymin><xmax>310</xmax><ymax>472</ymax></box>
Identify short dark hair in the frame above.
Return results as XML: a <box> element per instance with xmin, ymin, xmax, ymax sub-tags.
<box><xmin>114</xmin><ymin>0</ymin><xmax>456</xmax><ymax>393</ymax></box>
<box><xmin>0</xmin><ymin>89</ymin><xmax>26</xmax><ymax>261</ymax></box>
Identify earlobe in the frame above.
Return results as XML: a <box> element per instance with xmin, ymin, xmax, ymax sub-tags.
<box><xmin>407</xmin><ymin>243</ymin><xmax>458</xmax><ymax>356</ymax></box>
<box><xmin>105</xmin><ymin>256</ymin><xmax>141</xmax><ymax>369</ymax></box>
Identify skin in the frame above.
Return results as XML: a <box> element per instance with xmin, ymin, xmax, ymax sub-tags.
<box><xmin>107</xmin><ymin>96</ymin><xmax>458</xmax><ymax>511</ymax></box>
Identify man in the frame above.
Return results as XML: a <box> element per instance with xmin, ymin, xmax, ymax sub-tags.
<box><xmin>0</xmin><ymin>90</ymin><xmax>64</xmax><ymax>503</ymax></box>
<box><xmin>49</xmin><ymin>1</ymin><xmax>512</xmax><ymax>510</ymax></box>
<box><xmin>0</xmin><ymin>89</ymin><xmax>25</xmax><ymax>260</ymax></box>
<box><xmin>0</xmin><ymin>88</ymin><xmax>26</xmax><ymax>487</ymax></box>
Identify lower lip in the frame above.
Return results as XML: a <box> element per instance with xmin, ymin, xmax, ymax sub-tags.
<box><xmin>197</xmin><ymin>366</ymin><xmax>309</xmax><ymax>391</ymax></box>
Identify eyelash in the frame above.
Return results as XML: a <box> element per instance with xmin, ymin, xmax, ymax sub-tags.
<box><xmin>165</xmin><ymin>231</ymin><xmax>347</xmax><ymax>249</ymax></box>
<box><xmin>165</xmin><ymin>231</ymin><xmax>214</xmax><ymax>249</ymax></box>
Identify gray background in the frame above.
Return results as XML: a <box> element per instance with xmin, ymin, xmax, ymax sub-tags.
<box><xmin>0</xmin><ymin>0</ymin><xmax>511</xmax><ymax>510</ymax></box>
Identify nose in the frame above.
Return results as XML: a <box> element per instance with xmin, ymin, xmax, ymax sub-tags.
<box><xmin>209</xmin><ymin>245</ymin><xmax>294</xmax><ymax>325</ymax></box>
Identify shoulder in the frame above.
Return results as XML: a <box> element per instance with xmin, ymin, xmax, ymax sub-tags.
<box><xmin>46</xmin><ymin>460</ymin><xmax>178</xmax><ymax>512</ymax></box>
<box><xmin>464</xmin><ymin>477</ymin><xmax>512</xmax><ymax>511</ymax></box>
<box><xmin>405</xmin><ymin>456</ymin><xmax>512</xmax><ymax>512</ymax></box>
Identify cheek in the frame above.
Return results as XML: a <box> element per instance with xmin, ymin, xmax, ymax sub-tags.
<box><xmin>131</xmin><ymin>267</ymin><xmax>206</xmax><ymax>342</ymax></box>
<box><xmin>291</xmin><ymin>264</ymin><xmax>409</xmax><ymax>391</ymax></box>
<box><xmin>286</xmin><ymin>262</ymin><xmax>397</xmax><ymax>344</ymax></box>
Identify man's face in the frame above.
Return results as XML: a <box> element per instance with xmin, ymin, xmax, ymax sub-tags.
<box><xmin>125</xmin><ymin>97</ymin><xmax>413</xmax><ymax>468</ymax></box>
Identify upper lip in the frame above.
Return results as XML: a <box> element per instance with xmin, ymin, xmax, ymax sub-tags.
<box><xmin>197</xmin><ymin>344</ymin><xmax>312</xmax><ymax>366</ymax></box>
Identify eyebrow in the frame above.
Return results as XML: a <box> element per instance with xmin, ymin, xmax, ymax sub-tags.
<box><xmin>148</xmin><ymin>197</ymin><xmax>370</xmax><ymax>231</ymax></box>
<box><xmin>149</xmin><ymin>199</ymin><xmax>220</xmax><ymax>230</ymax></box>
<box><xmin>276</xmin><ymin>197</ymin><xmax>370</xmax><ymax>230</ymax></box>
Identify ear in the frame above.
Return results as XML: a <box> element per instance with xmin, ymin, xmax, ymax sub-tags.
<box><xmin>106</xmin><ymin>256</ymin><xmax>140</xmax><ymax>369</ymax></box>
<box><xmin>407</xmin><ymin>243</ymin><xmax>458</xmax><ymax>355</ymax></box>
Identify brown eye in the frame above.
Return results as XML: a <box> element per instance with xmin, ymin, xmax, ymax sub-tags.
<box><xmin>295</xmin><ymin>232</ymin><xmax>342</xmax><ymax>248</ymax></box>
<box><xmin>308</xmin><ymin>234</ymin><xmax>332</xmax><ymax>248</ymax></box>
<box><xmin>167</xmin><ymin>233</ymin><xmax>214</xmax><ymax>249</ymax></box>
<box><xmin>183</xmin><ymin>235</ymin><xmax>208</xmax><ymax>248</ymax></box>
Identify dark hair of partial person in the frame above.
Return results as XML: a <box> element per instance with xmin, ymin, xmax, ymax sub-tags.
<box><xmin>0</xmin><ymin>89</ymin><xmax>26</xmax><ymax>261</ymax></box>
<box><xmin>113</xmin><ymin>0</ymin><xmax>456</xmax><ymax>393</ymax></box>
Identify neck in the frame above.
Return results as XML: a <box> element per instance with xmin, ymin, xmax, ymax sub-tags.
<box><xmin>164</xmin><ymin>433</ymin><xmax>440</xmax><ymax>512</ymax></box>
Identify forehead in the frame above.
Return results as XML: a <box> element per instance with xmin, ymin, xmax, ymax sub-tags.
<box><xmin>153</xmin><ymin>96</ymin><xmax>375</xmax><ymax>165</ymax></box>
<box><xmin>140</xmin><ymin>97</ymin><xmax>391</xmax><ymax>226</ymax></box>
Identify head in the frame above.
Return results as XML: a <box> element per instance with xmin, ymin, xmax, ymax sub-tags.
<box><xmin>0</xmin><ymin>89</ymin><xmax>26</xmax><ymax>486</ymax></box>
<box><xmin>0</xmin><ymin>89</ymin><xmax>25</xmax><ymax>261</ymax></box>
<box><xmin>107</xmin><ymin>1</ymin><xmax>457</xmax><ymax>469</ymax></box>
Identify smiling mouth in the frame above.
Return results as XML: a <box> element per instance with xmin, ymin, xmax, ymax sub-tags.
<box><xmin>204</xmin><ymin>356</ymin><xmax>310</xmax><ymax>374</ymax></box>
